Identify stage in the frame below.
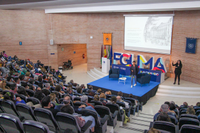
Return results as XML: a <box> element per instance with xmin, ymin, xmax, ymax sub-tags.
<box><xmin>87</xmin><ymin>76</ymin><xmax>159</xmax><ymax>105</ymax></box>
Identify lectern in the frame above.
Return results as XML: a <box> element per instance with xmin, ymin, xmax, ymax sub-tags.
<box><xmin>102</xmin><ymin>57</ymin><xmax>110</xmax><ymax>73</ymax></box>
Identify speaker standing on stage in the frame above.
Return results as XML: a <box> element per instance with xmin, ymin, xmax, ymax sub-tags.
<box><xmin>130</xmin><ymin>61</ymin><xmax>139</xmax><ymax>88</ymax></box>
<box><xmin>172</xmin><ymin>60</ymin><xmax>182</xmax><ymax>85</ymax></box>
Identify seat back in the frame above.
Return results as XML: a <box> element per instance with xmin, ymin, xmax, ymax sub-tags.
<box><xmin>56</xmin><ymin>112</ymin><xmax>81</xmax><ymax>133</ymax></box>
<box><xmin>180</xmin><ymin>124</ymin><xmax>200</xmax><ymax>133</ymax></box>
<box><xmin>1</xmin><ymin>100</ymin><xmax>20</xmax><ymax>116</ymax></box>
<box><xmin>179</xmin><ymin>118</ymin><xmax>199</xmax><ymax>129</ymax></box>
<box><xmin>95</xmin><ymin>105</ymin><xmax>111</xmax><ymax>118</ymax></box>
<box><xmin>124</xmin><ymin>97</ymin><xmax>137</xmax><ymax>106</ymax></box>
<box><xmin>116</xmin><ymin>101</ymin><xmax>125</xmax><ymax>108</ymax></box>
<box><xmin>0</xmin><ymin>113</ymin><xmax>24</xmax><ymax>133</ymax></box>
<box><xmin>34</xmin><ymin>108</ymin><xmax>59</xmax><ymax>132</ymax></box>
<box><xmin>27</xmin><ymin>97</ymin><xmax>41</xmax><ymax>105</ymax></box>
<box><xmin>74</xmin><ymin>102</ymin><xmax>87</xmax><ymax>107</ymax></box>
<box><xmin>106</xmin><ymin>103</ymin><xmax>120</xmax><ymax>114</ymax></box>
<box><xmin>111</xmin><ymin>69</ymin><xmax>119</xmax><ymax>74</ymax></box>
<box><xmin>153</xmin><ymin>121</ymin><xmax>176</xmax><ymax>133</ymax></box>
<box><xmin>74</xmin><ymin>97</ymin><xmax>81</xmax><ymax>101</ymax></box>
<box><xmin>195</xmin><ymin>110</ymin><xmax>200</xmax><ymax>116</ymax></box>
<box><xmin>16</xmin><ymin>103</ymin><xmax>37</xmax><ymax>121</ymax></box>
<box><xmin>26</xmin><ymin>89</ymin><xmax>35</xmax><ymax>97</ymax></box>
<box><xmin>88</xmin><ymin>96</ymin><xmax>94</xmax><ymax>103</ymax></box>
<box><xmin>23</xmin><ymin>120</ymin><xmax>50</xmax><ymax>133</ymax></box>
<box><xmin>180</xmin><ymin>114</ymin><xmax>198</xmax><ymax>119</ymax></box>
<box><xmin>91</xmin><ymin>100</ymin><xmax>103</xmax><ymax>106</ymax></box>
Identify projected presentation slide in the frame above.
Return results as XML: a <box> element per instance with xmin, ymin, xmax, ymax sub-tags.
<box><xmin>124</xmin><ymin>15</ymin><xmax>173</xmax><ymax>54</ymax></box>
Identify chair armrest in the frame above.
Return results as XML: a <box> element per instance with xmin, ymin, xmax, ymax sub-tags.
<box><xmin>81</xmin><ymin>120</ymin><xmax>92</xmax><ymax>133</ymax></box>
<box><xmin>109</xmin><ymin>70</ymin><xmax>112</xmax><ymax>75</ymax></box>
<box><xmin>101</xmin><ymin>115</ymin><xmax>109</xmax><ymax>125</ymax></box>
<box><xmin>149</xmin><ymin>122</ymin><xmax>153</xmax><ymax>129</ymax></box>
<box><xmin>112</xmin><ymin>111</ymin><xmax>118</xmax><ymax>119</ymax></box>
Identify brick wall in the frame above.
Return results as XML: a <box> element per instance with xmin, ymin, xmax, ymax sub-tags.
<box><xmin>0</xmin><ymin>10</ymin><xmax>199</xmax><ymax>84</ymax></box>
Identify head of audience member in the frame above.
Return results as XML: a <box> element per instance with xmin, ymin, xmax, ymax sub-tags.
<box><xmin>97</xmin><ymin>88</ymin><xmax>102</xmax><ymax>94</ymax></box>
<box><xmin>88</xmin><ymin>91</ymin><xmax>95</xmax><ymax>96</ymax></box>
<box><xmin>38</xmin><ymin>76</ymin><xmax>43</xmax><ymax>82</ymax></box>
<box><xmin>169</xmin><ymin>102</ymin><xmax>176</xmax><ymax>111</ymax></box>
<box><xmin>129</xmin><ymin>94</ymin><xmax>134</xmax><ymax>98</ymax></box>
<box><xmin>28</xmin><ymin>79</ymin><xmax>35</xmax><ymax>85</ymax></box>
<box><xmin>19</xmin><ymin>75</ymin><xmax>25</xmax><ymax>81</ymax></box>
<box><xmin>42</xmin><ymin>89</ymin><xmax>50</xmax><ymax>96</ymax></box>
<box><xmin>105</xmin><ymin>91</ymin><xmax>111</xmax><ymax>95</ymax></box>
<box><xmin>0</xmin><ymin>80</ymin><xmax>8</xmax><ymax>90</ymax></box>
<box><xmin>159</xmin><ymin>104</ymin><xmax>169</xmax><ymax>113</ymax></box>
<box><xmin>117</xmin><ymin>91</ymin><xmax>123</xmax><ymax>97</ymax></box>
<box><xmin>110</xmin><ymin>96</ymin><xmax>117</xmax><ymax>104</ymax></box>
<box><xmin>17</xmin><ymin>86</ymin><xmax>29</xmax><ymax>97</ymax></box>
<box><xmin>41</xmin><ymin>96</ymin><xmax>51</xmax><ymax>108</ymax></box>
<box><xmin>4</xmin><ymin>92</ymin><xmax>14</xmax><ymax>101</ymax></box>
<box><xmin>59</xmin><ymin>82</ymin><xmax>63</xmax><ymax>87</ymax></box>
<box><xmin>77</xmin><ymin>87</ymin><xmax>82</xmax><ymax>94</ymax></box>
<box><xmin>183</xmin><ymin>102</ymin><xmax>188</xmax><ymax>108</ymax></box>
<box><xmin>164</xmin><ymin>101</ymin><xmax>170</xmax><ymax>107</ymax></box>
<box><xmin>88</xmin><ymin>85</ymin><xmax>93</xmax><ymax>90</ymax></box>
<box><xmin>157</xmin><ymin>112</ymin><xmax>171</xmax><ymax>122</ymax></box>
<box><xmin>94</xmin><ymin>95</ymin><xmax>99</xmax><ymax>101</ymax></box>
<box><xmin>116</xmin><ymin>96</ymin><xmax>122</xmax><ymax>102</ymax></box>
<box><xmin>25</xmin><ymin>72</ymin><xmax>31</xmax><ymax>77</ymax></box>
<box><xmin>80</xmin><ymin>84</ymin><xmax>85</xmax><ymax>89</ymax></box>
<box><xmin>61</xmin><ymin>104</ymin><xmax>74</xmax><ymax>114</ymax></box>
<box><xmin>196</xmin><ymin>102</ymin><xmax>200</xmax><ymax>107</ymax></box>
<box><xmin>147</xmin><ymin>128</ymin><xmax>161</xmax><ymax>133</ymax></box>
<box><xmin>99</xmin><ymin>93</ymin><xmax>106</xmax><ymax>99</ymax></box>
<box><xmin>45</xmin><ymin>83</ymin><xmax>50</xmax><ymax>90</ymax></box>
<box><xmin>34</xmin><ymin>90</ymin><xmax>45</xmax><ymax>101</ymax></box>
<box><xmin>7</xmin><ymin>76</ymin><xmax>12</xmax><ymax>82</ymax></box>
<box><xmin>55</xmin><ymin>85</ymin><xmax>62</xmax><ymax>92</ymax></box>
<box><xmin>14</xmin><ymin>77</ymin><xmax>20</xmax><ymax>84</ymax></box>
<box><xmin>67</xmin><ymin>88</ymin><xmax>73</xmax><ymax>94</ymax></box>
<box><xmin>186</xmin><ymin>106</ymin><xmax>195</xmax><ymax>115</ymax></box>
<box><xmin>70</xmin><ymin>80</ymin><xmax>74</xmax><ymax>84</ymax></box>
<box><xmin>49</xmin><ymin>93</ymin><xmax>56</xmax><ymax>102</ymax></box>
<box><xmin>63</xmin><ymin>96</ymin><xmax>71</xmax><ymax>105</ymax></box>
<box><xmin>81</xmin><ymin>95</ymin><xmax>88</xmax><ymax>103</ymax></box>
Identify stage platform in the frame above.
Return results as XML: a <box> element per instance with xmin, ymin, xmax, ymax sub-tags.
<box><xmin>87</xmin><ymin>76</ymin><xmax>159</xmax><ymax>105</ymax></box>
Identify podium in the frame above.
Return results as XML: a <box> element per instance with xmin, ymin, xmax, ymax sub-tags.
<box><xmin>102</xmin><ymin>57</ymin><xmax>110</xmax><ymax>73</ymax></box>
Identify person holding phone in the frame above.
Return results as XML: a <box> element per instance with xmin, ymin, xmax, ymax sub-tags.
<box><xmin>172</xmin><ymin>60</ymin><xmax>182</xmax><ymax>85</ymax></box>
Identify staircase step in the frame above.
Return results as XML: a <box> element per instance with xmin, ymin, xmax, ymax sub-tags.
<box><xmin>159</xmin><ymin>85</ymin><xmax>200</xmax><ymax>91</ymax></box>
<box><xmin>156</xmin><ymin>93</ymin><xmax>200</xmax><ymax>98</ymax></box>
<box><xmin>87</xmin><ymin>71</ymin><xmax>98</xmax><ymax>79</ymax></box>
<box><xmin>90</xmin><ymin>69</ymin><xmax>103</xmax><ymax>78</ymax></box>
<box><xmin>94</xmin><ymin>68</ymin><xmax>108</xmax><ymax>76</ymax></box>
<box><xmin>157</xmin><ymin>89</ymin><xmax>200</xmax><ymax>95</ymax></box>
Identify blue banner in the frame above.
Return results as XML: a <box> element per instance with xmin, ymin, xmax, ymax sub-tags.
<box><xmin>185</xmin><ymin>38</ymin><xmax>197</xmax><ymax>54</ymax></box>
<box><xmin>112</xmin><ymin>64</ymin><xmax>162</xmax><ymax>82</ymax></box>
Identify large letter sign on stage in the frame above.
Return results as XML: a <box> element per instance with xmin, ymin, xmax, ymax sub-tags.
<box><xmin>112</xmin><ymin>52</ymin><xmax>167</xmax><ymax>83</ymax></box>
<box><xmin>137</xmin><ymin>55</ymin><xmax>167</xmax><ymax>73</ymax></box>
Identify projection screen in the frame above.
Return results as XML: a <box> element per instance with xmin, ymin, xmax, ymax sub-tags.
<box><xmin>124</xmin><ymin>14</ymin><xmax>174</xmax><ymax>54</ymax></box>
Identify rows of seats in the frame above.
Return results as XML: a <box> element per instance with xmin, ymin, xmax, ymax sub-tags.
<box><xmin>0</xmin><ymin>53</ymin><xmax>143</xmax><ymax>132</ymax></box>
<box><xmin>145</xmin><ymin>102</ymin><xmax>200</xmax><ymax>133</ymax></box>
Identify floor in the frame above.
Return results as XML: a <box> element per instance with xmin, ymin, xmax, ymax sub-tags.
<box><xmin>62</xmin><ymin>63</ymin><xmax>200</xmax><ymax>132</ymax></box>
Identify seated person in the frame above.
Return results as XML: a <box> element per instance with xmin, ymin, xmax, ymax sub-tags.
<box><xmin>116</xmin><ymin>95</ymin><xmax>130</xmax><ymax>117</ymax></box>
<box><xmin>93</xmin><ymin>95</ymin><xmax>100</xmax><ymax>102</ymax></box>
<box><xmin>60</xmin><ymin>104</ymin><xmax>95</xmax><ymax>132</ymax></box>
<box><xmin>41</xmin><ymin>96</ymin><xmax>59</xmax><ymax>117</ymax></box>
<box><xmin>69</xmin><ymin>80</ymin><xmax>78</xmax><ymax>87</ymax></box>
<box><xmin>81</xmin><ymin>95</ymin><xmax>94</xmax><ymax>108</ymax></box>
<box><xmin>77</xmin><ymin>87</ymin><xmax>83</xmax><ymax>94</ymax></box>
<box><xmin>55</xmin><ymin>85</ymin><xmax>65</xmax><ymax>94</ymax></box>
<box><xmin>157</xmin><ymin>112</ymin><xmax>171</xmax><ymax>122</ymax></box>
<box><xmin>154</xmin><ymin>104</ymin><xmax>176</xmax><ymax>121</ymax></box>
<box><xmin>99</xmin><ymin>93</ymin><xmax>107</xmax><ymax>105</ymax></box>
<box><xmin>186</xmin><ymin>106</ymin><xmax>195</xmax><ymax>115</ymax></box>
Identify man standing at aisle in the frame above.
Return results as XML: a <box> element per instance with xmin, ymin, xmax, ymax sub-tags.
<box><xmin>130</xmin><ymin>61</ymin><xmax>139</xmax><ymax>88</ymax></box>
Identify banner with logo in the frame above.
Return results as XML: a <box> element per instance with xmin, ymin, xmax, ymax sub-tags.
<box><xmin>103</xmin><ymin>33</ymin><xmax>112</xmax><ymax>45</ymax></box>
<box><xmin>185</xmin><ymin>38</ymin><xmax>197</xmax><ymax>54</ymax></box>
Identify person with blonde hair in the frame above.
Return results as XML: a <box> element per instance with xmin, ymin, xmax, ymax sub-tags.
<box><xmin>186</xmin><ymin>106</ymin><xmax>195</xmax><ymax>115</ymax></box>
<box><xmin>105</xmin><ymin>91</ymin><xmax>111</xmax><ymax>95</ymax></box>
<box><xmin>93</xmin><ymin>95</ymin><xmax>99</xmax><ymax>101</ymax></box>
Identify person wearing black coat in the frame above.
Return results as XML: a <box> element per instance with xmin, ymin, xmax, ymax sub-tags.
<box><xmin>130</xmin><ymin>61</ymin><xmax>139</xmax><ymax>88</ymax></box>
<box><xmin>172</xmin><ymin>60</ymin><xmax>182</xmax><ymax>85</ymax></box>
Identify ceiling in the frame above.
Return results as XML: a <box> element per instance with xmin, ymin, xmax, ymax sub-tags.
<box><xmin>0</xmin><ymin>0</ymin><xmax>200</xmax><ymax>13</ymax></box>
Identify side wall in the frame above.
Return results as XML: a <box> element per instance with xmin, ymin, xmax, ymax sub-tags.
<box><xmin>0</xmin><ymin>10</ymin><xmax>199</xmax><ymax>84</ymax></box>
